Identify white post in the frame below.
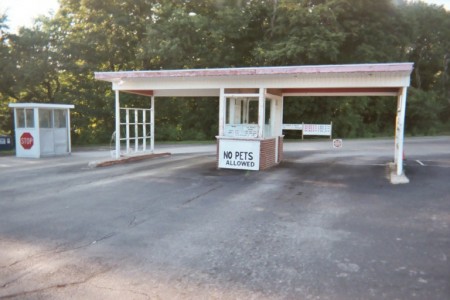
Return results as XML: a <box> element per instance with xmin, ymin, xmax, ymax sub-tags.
<box><xmin>67</xmin><ymin>108</ymin><xmax>72</xmax><ymax>154</ymax></box>
<box><xmin>150</xmin><ymin>96</ymin><xmax>155</xmax><ymax>152</ymax></box>
<box><xmin>258</xmin><ymin>88</ymin><xmax>265</xmax><ymax>138</ymax></box>
<box><xmin>126</xmin><ymin>109</ymin><xmax>130</xmax><ymax>153</ymax></box>
<box><xmin>242</xmin><ymin>99</ymin><xmax>248</xmax><ymax>123</ymax></box>
<box><xmin>35</xmin><ymin>108</ymin><xmax>40</xmax><ymax>157</ymax></box>
<box><xmin>270</xmin><ymin>99</ymin><xmax>276</xmax><ymax>137</ymax></box>
<box><xmin>395</xmin><ymin>87</ymin><xmax>408</xmax><ymax>176</ymax></box>
<box><xmin>115</xmin><ymin>90</ymin><xmax>120</xmax><ymax>159</ymax></box>
<box><xmin>134</xmin><ymin>109</ymin><xmax>138</xmax><ymax>152</ymax></box>
<box><xmin>229</xmin><ymin>98</ymin><xmax>235</xmax><ymax>124</ymax></box>
<box><xmin>142</xmin><ymin>109</ymin><xmax>146</xmax><ymax>151</ymax></box>
<box><xmin>330</xmin><ymin>121</ymin><xmax>333</xmax><ymax>140</ymax></box>
<box><xmin>219</xmin><ymin>88</ymin><xmax>226</xmax><ymax>136</ymax></box>
<box><xmin>234</xmin><ymin>99</ymin><xmax>242</xmax><ymax>124</ymax></box>
<box><xmin>280</xmin><ymin>96</ymin><xmax>284</xmax><ymax>136</ymax></box>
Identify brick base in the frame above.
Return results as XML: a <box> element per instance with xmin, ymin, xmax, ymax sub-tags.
<box><xmin>260</xmin><ymin>136</ymin><xmax>284</xmax><ymax>170</ymax></box>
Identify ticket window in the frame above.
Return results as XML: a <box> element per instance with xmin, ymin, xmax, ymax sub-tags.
<box><xmin>225</xmin><ymin>98</ymin><xmax>275</xmax><ymax>138</ymax></box>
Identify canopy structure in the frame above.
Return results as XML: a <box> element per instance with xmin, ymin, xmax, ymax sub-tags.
<box><xmin>95</xmin><ymin>63</ymin><xmax>414</xmax><ymax>181</ymax></box>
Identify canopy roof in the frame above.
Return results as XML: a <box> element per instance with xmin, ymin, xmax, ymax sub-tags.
<box><xmin>95</xmin><ymin>63</ymin><xmax>414</xmax><ymax>97</ymax></box>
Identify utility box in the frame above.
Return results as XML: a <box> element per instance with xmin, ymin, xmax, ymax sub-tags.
<box><xmin>8</xmin><ymin>103</ymin><xmax>75</xmax><ymax>158</ymax></box>
<box><xmin>0</xmin><ymin>135</ymin><xmax>13</xmax><ymax>151</ymax></box>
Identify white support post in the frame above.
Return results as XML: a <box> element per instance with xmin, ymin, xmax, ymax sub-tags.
<box><xmin>330</xmin><ymin>121</ymin><xmax>333</xmax><ymax>140</ymax></box>
<box><xmin>270</xmin><ymin>99</ymin><xmax>276</xmax><ymax>137</ymax></box>
<box><xmin>258</xmin><ymin>88</ymin><xmax>265</xmax><ymax>138</ymax></box>
<box><xmin>280</xmin><ymin>96</ymin><xmax>284</xmax><ymax>136</ymax></box>
<box><xmin>67</xmin><ymin>108</ymin><xmax>72</xmax><ymax>154</ymax></box>
<box><xmin>395</xmin><ymin>87</ymin><xmax>408</xmax><ymax>176</ymax></box>
<box><xmin>142</xmin><ymin>109</ymin><xmax>146</xmax><ymax>151</ymax></box>
<box><xmin>302</xmin><ymin>122</ymin><xmax>304</xmax><ymax>140</ymax></box>
<box><xmin>134</xmin><ymin>109</ymin><xmax>138</xmax><ymax>152</ymax></box>
<box><xmin>125</xmin><ymin>108</ymin><xmax>130</xmax><ymax>153</ymax></box>
<box><xmin>151</xmin><ymin>96</ymin><xmax>155</xmax><ymax>152</ymax></box>
<box><xmin>229</xmin><ymin>98</ymin><xmax>235</xmax><ymax>124</ymax></box>
<box><xmin>246</xmin><ymin>98</ymin><xmax>250</xmax><ymax>123</ymax></box>
<box><xmin>115</xmin><ymin>90</ymin><xmax>120</xmax><ymax>159</ymax></box>
<box><xmin>242</xmin><ymin>99</ymin><xmax>248</xmax><ymax>124</ymax></box>
<box><xmin>234</xmin><ymin>99</ymin><xmax>242</xmax><ymax>124</ymax></box>
<box><xmin>219</xmin><ymin>88</ymin><xmax>226</xmax><ymax>136</ymax></box>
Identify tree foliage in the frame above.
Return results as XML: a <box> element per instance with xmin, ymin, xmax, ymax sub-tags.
<box><xmin>0</xmin><ymin>0</ymin><xmax>449</xmax><ymax>140</ymax></box>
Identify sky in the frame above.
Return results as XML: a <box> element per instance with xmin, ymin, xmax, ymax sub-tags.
<box><xmin>1</xmin><ymin>0</ymin><xmax>449</xmax><ymax>33</ymax></box>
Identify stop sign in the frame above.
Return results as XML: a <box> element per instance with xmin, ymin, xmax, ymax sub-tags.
<box><xmin>20</xmin><ymin>132</ymin><xmax>34</xmax><ymax>150</ymax></box>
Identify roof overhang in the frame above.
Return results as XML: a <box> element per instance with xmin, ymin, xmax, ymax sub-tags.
<box><xmin>9</xmin><ymin>103</ymin><xmax>75</xmax><ymax>109</ymax></box>
<box><xmin>95</xmin><ymin>63</ymin><xmax>414</xmax><ymax>97</ymax></box>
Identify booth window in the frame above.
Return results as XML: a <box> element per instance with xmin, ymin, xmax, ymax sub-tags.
<box><xmin>39</xmin><ymin>109</ymin><xmax>53</xmax><ymax>128</ymax></box>
<box><xmin>54</xmin><ymin>110</ymin><xmax>67</xmax><ymax>128</ymax></box>
<box><xmin>16</xmin><ymin>108</ymin><xmax>35</xmax><ymax>128</ymax></box>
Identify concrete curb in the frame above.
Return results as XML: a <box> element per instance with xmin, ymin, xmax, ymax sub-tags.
<box><xmin>88</xmin><ymin>152</ymin><xmax>171</xmax><ymax>168</ymax></box>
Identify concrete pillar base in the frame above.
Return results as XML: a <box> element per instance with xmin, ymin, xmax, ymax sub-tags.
<box><xmin>387</xmin><ymin>162</ymin><xmax>409</xmax><ymax>184</ymax></box>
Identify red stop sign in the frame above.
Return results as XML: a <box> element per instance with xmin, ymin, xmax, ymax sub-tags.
<box><xmin>20</xmin><ymin>132</ymin><xmax>34</xmax><ymax>150</ymax></box>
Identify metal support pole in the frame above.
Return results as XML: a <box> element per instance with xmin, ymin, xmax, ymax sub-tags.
<box><xmin>134</xmin><ymin>109</ymin><xmax>138</xmax><ymax>152</ymax></box>
<box><xmin>125</xmin><ymin>109</ymin><xmax>130</xmax><ymax>153</ymax></box>
<box><xmin>219</xmin><ymin>88</ymin><xmax>226</xmax><ymax>136</ymax></box>
<box><xmin>280</xmin><ymin>96</ymin><xmax>284</xmax><ymax>136</ymax></box>
<box><xmin>258</xmin><ymin>88</ymin><xmax>265</xmax><ymax>138</ymax></box>
<box><xmin>115</xmin><ymin>90</ymin><xmax>120</xmax><ymax>159</ymax></box>
<box><xmin>151</xmin><ymin>96</ymin><xmax>155</xmax><ymax>152</ymax></box>
<box><xmin>67</xmin><ymin>108</ymin><xmax>72</xmax><ymax>153</ymax></box>
<box><xmin>142</xmin><ymin>109</ymin><xmax>146</xmax><ymax>151</ymax></box>
<box><xmin>229</xmin><ymin>98</ymin><xmax>235</xmax><ymax>124</ymax></box>
<box><xmin>395</xmin><ymin>87</ymin><xmax>408</xmax><ymax>176</ymax></box>
<box><xmin>330</xmin><ymin>121</ymin><xmax>333</xmax><ymax>140</ymax></box>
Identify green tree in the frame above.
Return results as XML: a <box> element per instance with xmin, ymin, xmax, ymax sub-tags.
<box><xmin>254</xmin><ymin>0</ymin><xmax>345</xmax><ymax>65</ymax></box>
<box><xmin>0</xmin><ymin>13</ymin><xmax>13</xmax><ymax>134</ymax></box>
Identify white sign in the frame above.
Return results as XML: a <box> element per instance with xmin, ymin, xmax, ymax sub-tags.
<box><xmin>218</xmin><ymin>139</ymin><xmax>260</xmax><ymax>170</ymax></box>
<box><xmin>282</xmin><ymin>124</ymin><xmax>303</xmax><ymax>130</ymax></box>
<box><xmin>303</xmin><ymin>124</ymin><xmax>332</xmax><ymax>136</ymax></box>
<box><xmin>224</xmin><ymin>124</ymin><xmax>259</xmax><ymax>138</ymax></box>
<box><xmin>333</xmin><ymin>139</ymin><xmax>343</xmax><ymax>148</ymax></box>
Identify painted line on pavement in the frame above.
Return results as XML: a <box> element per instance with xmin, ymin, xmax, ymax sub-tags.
<box><xmin>416</xmin><ymin>160</ymin><xmax>426</xmax><ymax>166</ymax></box>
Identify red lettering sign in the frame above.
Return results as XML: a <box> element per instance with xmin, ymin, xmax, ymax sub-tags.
<box><xmin>20</xmin><ymin>132</ymin><xmax>34</xmax><ymax>150</ymax></box>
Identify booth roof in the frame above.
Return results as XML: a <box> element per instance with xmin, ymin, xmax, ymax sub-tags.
<box><xmin>9</xmin><ymin>103</ymin><xmax>75</xmax><ymax>109</ymax></box>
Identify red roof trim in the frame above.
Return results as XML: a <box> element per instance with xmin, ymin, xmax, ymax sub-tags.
<box><xmin>122</xmin><ymin>90</ymin><xmax>154</xmax><ymax>96</ymax></box>
<box><xmin>282</xmin><ymin>87</ymin><xmax>400</xmax><ymax>94</ymax></box>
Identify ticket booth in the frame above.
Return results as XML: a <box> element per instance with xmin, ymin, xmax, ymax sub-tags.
<box><xmin>9</xmin><ymin>103</ymin><xmax>74</xmax><ymax>158</ymax></box>
<box><xmin>217</xmin><ymin>89</ymin><xmax>284</xmax><ymax>170</ymax></box>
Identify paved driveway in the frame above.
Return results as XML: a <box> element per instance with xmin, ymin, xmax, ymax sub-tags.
<box><xmin>0</xmin><ymin>137</ymin><xmax>449</xmax><ymax>299</ymax></box>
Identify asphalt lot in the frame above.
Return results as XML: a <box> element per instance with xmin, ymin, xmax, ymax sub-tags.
<box><xmin>0</xmin><ymin>137</ymin><xmax>449</xmax><ymax>299</ymax></box>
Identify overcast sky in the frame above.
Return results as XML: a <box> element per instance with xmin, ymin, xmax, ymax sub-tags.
<box><xmin>1</xmin><ymin>0</ymin><xmax>449</xmax><ymax>33</ymax></box>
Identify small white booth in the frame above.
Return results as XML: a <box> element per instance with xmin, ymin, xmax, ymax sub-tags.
<box><xmin>217</xmin><ymin>89</ymin><xmax>284</xmax><ymax>170</ymax></box>
<box><xmin>9</xmin><ymin>103</ymin><xmax>74</xmax><ymax>158</ymax></box>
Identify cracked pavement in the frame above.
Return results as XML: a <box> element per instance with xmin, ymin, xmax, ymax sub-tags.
<box><xmin>0</xmin><ymin>137</ymin><xmax>449</xmax><ymax>299</ymax></box>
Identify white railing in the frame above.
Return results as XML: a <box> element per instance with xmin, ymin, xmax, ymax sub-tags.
<box><xmin>120</xmin><ymin>108</ymin><xmax>153</xmax><ymax>154</ymax></box>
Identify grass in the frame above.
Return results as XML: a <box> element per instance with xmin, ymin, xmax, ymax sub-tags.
<box><xmin>0</xmin><ymin>149</ymin><xmax>15</xmax><ymax>156</ymax></box>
